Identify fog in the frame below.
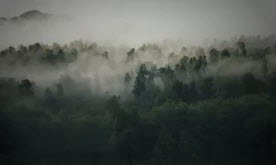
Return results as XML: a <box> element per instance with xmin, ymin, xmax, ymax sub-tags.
<box><xmin>1</xmin><ymin>36</ymin><xmax>276</xmax><ymax>100</ymax></box>
<box><xmin>1</xmin><ymin>1</ymin><xmax>276</xmax><ymax>164</ymax></box>
<box><xmin>0</xmin><ymin>0</ymin><xmax>276</xmax><ymax>48</ymax></box>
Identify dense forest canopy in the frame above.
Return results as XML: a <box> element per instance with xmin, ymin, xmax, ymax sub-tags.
<box><xmin>1</xmin><ymin>35</ymin><xmax>276</xmax><ymax>165</ymax></box>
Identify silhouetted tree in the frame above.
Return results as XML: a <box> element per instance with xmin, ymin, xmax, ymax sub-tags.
<box><xmin>209</xmin><ymin>48</ymin><xmax>219</xmax><ymax>63</ymax></box>
<box><xmin>237</xmin><ymin>41</ymin><xmax>247</xmax><ymax>56</ymax></box>
<box><xmin>220</xmin><ymin>49</ymin><xmax>230</xmax><ymax>58</ymax></box>
<box><xmin>102</xmin><ymin>51</ymin><xmax>109</xmax><ymax>59</ymax></box>
<box><xmin>126</xmin><ymin>48</ymin><xmax>135</xmax><ymax>63</ymax></box>
<box><xmin>133</xmin><ymin>64</ymin><xmax>150</xmax><ymax>95</ymax></box>
<box><xmin>18</xmin><ymin>79</ymin><xmax>34</xmax><ymax>96</ymax></box>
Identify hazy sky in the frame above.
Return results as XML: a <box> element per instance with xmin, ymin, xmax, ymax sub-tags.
<box><xmin>0</xmin><ymin>0</ymin><xmax>275</xmax><ymax>46</ymax></box>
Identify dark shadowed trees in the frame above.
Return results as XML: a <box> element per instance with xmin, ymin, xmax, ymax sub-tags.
<box><xmin>220</xmin><ymin>49</ymin><xmax>230</xmax><ymax>58</ymax></box>
<box><xmin>209</xmin><ymin>48</ymin><xmax>219</xmax><ymax>63</ymax></box>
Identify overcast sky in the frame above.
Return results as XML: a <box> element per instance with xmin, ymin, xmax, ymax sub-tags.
<box><xmin>0</xmin><ymin>0</ymin><xmax>275</xmax><ymax>46</ymax></box>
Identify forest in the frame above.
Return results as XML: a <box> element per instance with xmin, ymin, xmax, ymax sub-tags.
<box><xmin>0</xmin><ymin>35</ymin><xmax>276</xmax><ymax>165</ymax></box>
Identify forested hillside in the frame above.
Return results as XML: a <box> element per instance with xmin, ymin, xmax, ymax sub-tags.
<box><xmin>1</xmin><ymin>35</ymin><xmax>276</xmax><ymax>165</ymax></box>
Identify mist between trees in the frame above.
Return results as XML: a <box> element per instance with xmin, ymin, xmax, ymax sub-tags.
<box><xmin>1</xmin><ymin>35</ymin><xmax>276</xmax><ymax>165</ymax></box>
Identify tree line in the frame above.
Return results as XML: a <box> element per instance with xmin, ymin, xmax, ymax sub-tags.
<box><xmin>1</xmin><ymin>35</ymin><xmax>276</xmax><ymax>165</ymax></box>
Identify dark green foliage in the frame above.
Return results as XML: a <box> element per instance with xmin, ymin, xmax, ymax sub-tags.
<box><xmin>158</xmin><ymin>66</ymin><xmax>175</xmax><ymax>89</ymax></box>
<box><xmin>175</xmin><ymin>56</ymin><xmax>189</xmax><ymax>71</ymax></box>
<box><xmin>106</xmin><ymin>95</ymin><xmax>121</xmax><ymax>120</ymax></box>
<box><xmin>269</xmin><ymin>72</ymin><xmax>276</xmax><ymax>97</ymax></box>
<box><xmin>0</xmin><ymin>42</ymin><xmax>81</xmax><ymax>65</ymax></box>
<box><xmin>241</xmin><ymin>73</ymin><xmax>266</xmax><ymax>95</ymax></box>
<box><xmin>172</xmin><ymin>80</ymin><xmax>189</xmax><ymax>100</ymax></box>
<box><xmin>188</xmin><ymin>81</ymin><xmax>199</xmax><ymax>102</ymax></box>
<box><xmin>18</xmin><ymin>79</ymin><xmax>34</xmax><ymax>96</ymax></box>
<box><xmin>221</xmin><ymin>49</ymin><xmax>230</xmax><ymax>58</ymax></box>
<box><xmin>44</xmin><ymin>48</ymin><xmax>65</xmax><ymax>63</ymax></box>
<box><xmin>175</xmin><ymin>55</ymin><xmax>207</xmax><ymax>72</ymax></box>
<box><xmin>132</xmin><ymin>64</ymin><xmax>148</xmax><ymax>98</ymax></box>
<box><xmin>1</xmin><ymin>37</ymin><xmax>276</xmax><ymax>165</ymax></box>
<box><xmin>152</xmin><ymin>96</ymin><xmax>276</xmax><ymax>165</ymax></box>
<box><xmin>214</xmin><ymin>77</ymin><xmax>243</xmax><ymax>98</ymax></box>
<box><xmin>0</xmin><ymin>111</ymin><xmax>16</xmax><ymax>162</ymax></box>
<box><xmin>194</xmin><ymin>55</ymin><xmax>207</xmax><ymax>72</ymax></box>
<box><xmin>199</xmin><ymin>77</ymin><xmax>215</xmax><ymax>99</ymax></box>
